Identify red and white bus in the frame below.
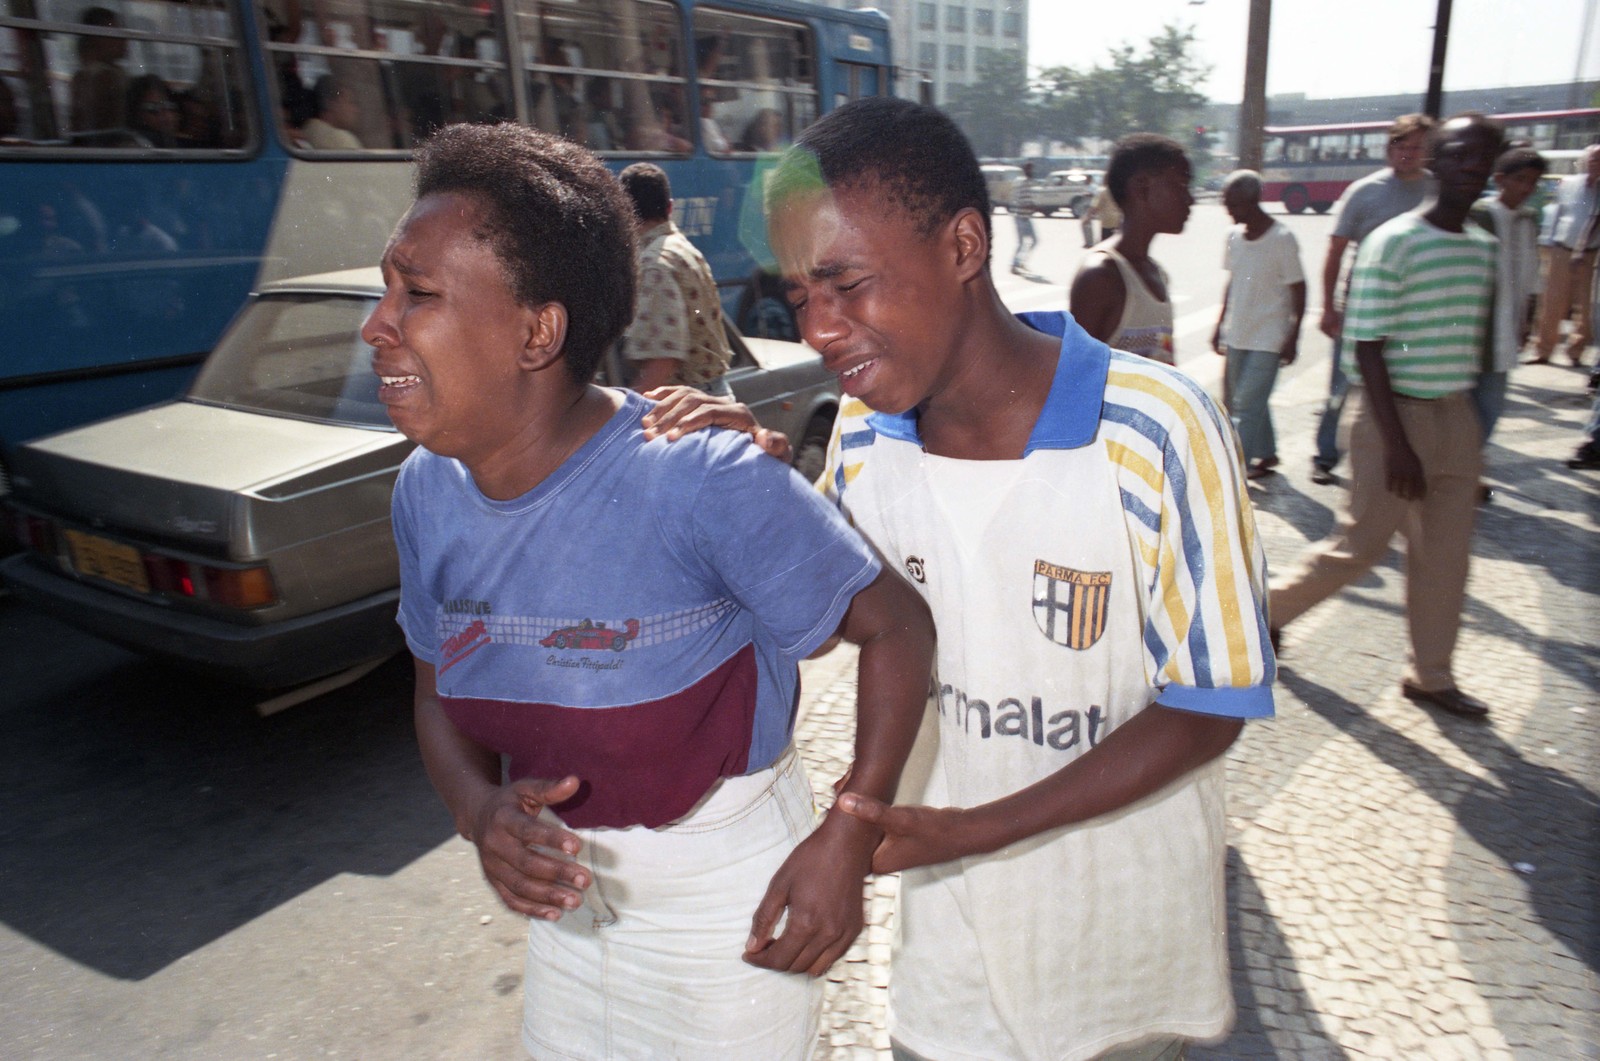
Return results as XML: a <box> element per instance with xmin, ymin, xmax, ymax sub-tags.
<box><xmin>1260</xmin><ymin>107</ymin><xmax>1600</xmax><ymax>214</ymax></box>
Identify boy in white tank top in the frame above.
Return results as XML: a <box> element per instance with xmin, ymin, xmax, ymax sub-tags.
<box><xmin>1069</xmin><ymin>134</ymin><xmax>1193</xmax><ymax>365</ymax></box>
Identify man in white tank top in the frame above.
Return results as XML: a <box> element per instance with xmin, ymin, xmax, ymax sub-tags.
<box><xmin>1069</xmin><ymin>134</ymin><xmax>1193</xmax><ymax>365</ymax></box>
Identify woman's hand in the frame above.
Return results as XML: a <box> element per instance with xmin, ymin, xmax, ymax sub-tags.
<box><xmin>469</xmin><ymin>775</ymin><xmax>592</xmax><ymax>920</ymax></box>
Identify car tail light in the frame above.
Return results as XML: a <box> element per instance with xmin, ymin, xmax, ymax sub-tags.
<box><xmin>13</xmin><ymin>512</ymin><xmax>58</xmax><ymax>554</ymax></box>
<box><xmin>142</xmin><ymin>552</ymin><xmax>278</xmax><ymax>609</ymax></box>
<box><xmin>142</xmin><ymin>553</ymin><xmax>195</xmax><ymax>596</ymax></box>
<box><xmin>12</xmin><ymin>510</ymin><xmax>278</xmax><ymax>611</ymax></box>
<box><xmin>202</xmin><ymin>565</ymin><xmax>278</xmax><ymax>609</ymax></box>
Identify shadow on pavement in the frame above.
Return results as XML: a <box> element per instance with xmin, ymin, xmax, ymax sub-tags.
<box><xmin>1189</xmin><ymin>847</ymin><xmax>1350</xmax><ymax>1061</ymax></box>
<box><xmin>1300</xmin><ymin>569</ymin><xmax>1599</xmax><ymax>697</ymax></box>
<box><xmin>1246</xmin><ymin>477</ymin><xmax>1340</xmax><ymax>546</ymax></box>
<box><xmin>0</xmin><ymin>605</ymin><xmax>448</xmax><ymax>981</ymax></box>
<box><xmin>1277</xmin><ymin>668</ymin><xmax>1599</xmax><ymax>979</ymax></box>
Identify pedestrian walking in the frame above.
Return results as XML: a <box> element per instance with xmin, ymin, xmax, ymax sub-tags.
<box><xmin>651</xmin><ymin>97</ymin><xmax>1274</xmax><ymax>1061</ymax></box>
<box><xmin>1069</xmin><ymin>133</ymin><xmax>1192</xmax><ymax>364</ymax></box>
<box><xmin>1080</xmin><ymin>180</ymin><xmax>1120</xmax><ymax>247</ymax></box>
<box><xmin>1272</xmin><ymin>114</ymin><xmax>1505</xmax><ymax>721</ymax></box>
<box><xmin>1311</xmin><ymin>114</ymin><xmax>1436</xmax><ymax>484</ymax></box>
<box><xmin>1012</xmin><ymin>161</ymin><xmax>1038</xmax><ymax>276</ymax></box>
<box><xmin>365</xmin><ymin>121</ymin><xmax>933</xmax><ymax>1060</ymax></box>
<box><xmin>617</xmin><ymin>162</ymin><xmax>735</xmax><ymax>394</ymax></box>
<box><xmin>1212</xmin><ymin>169</ymin><xmax>1307</xmax><ymax>480</ymax></box>
<box><xmin>1530</xmin><ymin>142</ymin><xmax>1600</xmax><ymax>366</ymax></box>
<box><xmin>1468</xmin><ymin>147</ymin><xmax>1546</xmax><ymax>498</ymax></box>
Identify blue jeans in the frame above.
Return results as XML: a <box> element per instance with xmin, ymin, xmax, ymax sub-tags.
<box><xmin>1225</xmin><ymin>347</ymin><xmax>1283</xmax><ymax>463</ymax></box>
<box><xmin>1013</xmin><ymin>213</ymin><xmax>1036</xmax><ymax>269</ymax></box>
<box><xmin>1314</xmin><ymin>337</ymin><xmax>1349</xmax><ymax>471</ymax></box>
<box><xmin>1471</xmin><ymin>370</ymin><xmax>1508</xmax><ymax>445</ymax></box>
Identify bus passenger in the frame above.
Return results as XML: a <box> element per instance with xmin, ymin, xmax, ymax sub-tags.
<box><xmin>583</xmin><ymin>78</ymin><xmax>622</xmax><ymax>150</ymax></box>
<box><xmin>127</xmin><ymin>74</ymin><xmax>179</xmax><ymax>148</ymax></box>
<box><xmin>364</xmin><ymin>122</ymin><xmax>933</xmax><ymax>1061</ymax></box>
<box><xmin>0</xmin><ymin>77</ymin><xmax>19</xmax><ymax>141</ymax></box>
<box><xmin>737</xmin><ymin>107</ymin><xmax>785</xmax><ymax>152</ymax></box>
<box><xmin>301</xmin><ymin>75</ymin><xmax>362</xmax><ymax>150</ymax></box>
<box><xmin>68</xmin><ymin>7</ymin><xmax>128</xmax><ymax>134</ymax></box>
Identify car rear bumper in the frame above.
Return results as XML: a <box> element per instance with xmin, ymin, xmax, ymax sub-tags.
<box><xmin>1</xmin><ymin>553</ymin><xmax>403</xmax><ymax>688</ymax></box>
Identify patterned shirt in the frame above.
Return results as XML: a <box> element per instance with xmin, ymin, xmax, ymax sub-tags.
<box><xmin>1342</xmin><ymin>213</ymin><xmax>1496</xmax><ymax>399</ymax></box>
<box><xmin>395</xmin><ymin>390</ymin><xmax>878</xmax><ymax>829</ymax></box>
<box><xmin>819</xmin><ymin>310</ymin><xmax>1271</xmax><ymax>1058</ymax></box>
<box><xmin>622</xmin><ymin>220</ymin><xmax>733</xmax><ymax>389</ymax></box>
<box><xmin>823</xmin><ymin>311</ymin><xmax>1273</xmax><ymax>718</ymax></box>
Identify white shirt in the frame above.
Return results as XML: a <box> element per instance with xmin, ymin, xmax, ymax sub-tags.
<box><xmin>1475</xmin><ymin>199</ymin><xmax>1543</xmax><ymax>371</ymax></box>
<box><xmin>1221</xmin><ymin>220</ymin><xmax>1305</xmax><ymax>353</ymax></box>
<box><xmin>823</xmin><ymin>312</ymin><xmax>1273</xmax><ymax>1060</ymax></box>
<box><xmin>1545</xmin><ymin>173</ymin><xmax>1600</xmax><ymax>251</ymax></box>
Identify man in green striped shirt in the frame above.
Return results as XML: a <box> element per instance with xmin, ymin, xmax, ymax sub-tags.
<box><xmin>1271</xmin><ymin>114</ymin><xmax>1505</xmax><ymax>720</ymax></box>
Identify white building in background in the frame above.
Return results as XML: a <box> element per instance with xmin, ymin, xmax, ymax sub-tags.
<box><xmin>818</xmin><ymin>0</ymin><xmax>1029</xmax><ymax>106</ymax></box>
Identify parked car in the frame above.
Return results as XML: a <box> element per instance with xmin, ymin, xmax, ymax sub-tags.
<box><xmin>981</xmin><ymin>163</ymin><xmax>1025</xmax><ymax>211</ymax></box>
<box><xmin>1</xmin><ymin>268</ymin><xmax>841</xmax><ymax>689</ymax></box>
<box><xmin>1022</xmin><ymin>169</ymin><xmax>1104</xmax><ymax>218</ymax></box>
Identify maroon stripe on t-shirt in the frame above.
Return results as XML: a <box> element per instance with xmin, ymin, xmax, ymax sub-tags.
<box><xmin>441</xmin><ymin>644</ymin><xmax>759</xmax><ymax>829</ymax></box>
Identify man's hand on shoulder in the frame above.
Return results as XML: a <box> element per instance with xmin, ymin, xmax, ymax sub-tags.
<box><xmin>641</xmin><ymin>386</ymin><xmax>793</xmax><ymax>462</ymax></box>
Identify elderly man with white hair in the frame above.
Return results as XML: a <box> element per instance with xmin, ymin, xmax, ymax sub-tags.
<box><xmin>1211</xmin><ymin>168</ymin><xmax>1307</xmax><ymax>479</ymax></box>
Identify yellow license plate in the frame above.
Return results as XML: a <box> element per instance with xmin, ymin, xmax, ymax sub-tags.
<box><xmin>64</xmin><ymin>529</ymin><xmax>151</xmax><ymax>594</ymax></box>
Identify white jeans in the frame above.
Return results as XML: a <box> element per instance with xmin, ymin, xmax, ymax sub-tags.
<box><xmin>522</xmin><ymin>748</ymin><xmax>822</xmax><ymax>1060</ymax></box>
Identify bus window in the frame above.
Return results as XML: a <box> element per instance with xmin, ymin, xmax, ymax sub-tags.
<box><xmin>838</xmin><ymin>60</ymin><xmax>882</xmax><ymax>101</ymax></box>
<box><xmin>691</xmin><ymin>7</ymin><xmax>815</xmax><ymax>156</ymax></box>
<box><xmin>0</xmin><ymin>0</ymin><xmax>253</xmax><ymax>150</ymax></box>
<box><xmin>514</xmin><ymin>0</ymin><xmax>688</xmax><ymax>155</ymax></box>
<box><xmin>260</xmin><ymin>0</ymin><xmax>509</xmax><ymax>152</ymax></box>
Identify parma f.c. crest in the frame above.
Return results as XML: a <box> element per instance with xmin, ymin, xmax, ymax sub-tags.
<box><xmin>1032</xmin><ymin>560</ymin><xmax>1110</xmax><ymax>650</ymax></box>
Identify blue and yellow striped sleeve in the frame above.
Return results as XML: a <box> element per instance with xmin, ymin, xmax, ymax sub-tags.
<box><xmin>1103</xmin><ymin>355</ymin><xmax>1275</xmax><ymax>719</ymax></box>
<box><xmin>818</xmin><ymin>397</ymin><xmax>876</xmax><ymax>506</ymax></box>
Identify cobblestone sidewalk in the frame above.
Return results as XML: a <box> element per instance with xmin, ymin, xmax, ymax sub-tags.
<box><xmin>793</xmin><ymin>358</ymin><xmax>1600</xmax><ymax>1060</ymax></box>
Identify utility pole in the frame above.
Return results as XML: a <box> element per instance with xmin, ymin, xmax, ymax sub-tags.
<box><xmin>1423</xmin><ymin>0</ymin><xmax>1453</xmax><ymax>118</ymax></box>
<box><xmin>1237</xmin><ymin>0</ymin><xmax>1271</xmax><ymax>171</ymax></box>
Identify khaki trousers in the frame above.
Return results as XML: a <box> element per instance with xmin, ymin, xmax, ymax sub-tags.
<box><xmin>1535</xmin><ymin>246</ymin><xmax>1597</xmax><ymax>360</ymax></box>
<box><xmin>1270</xmin><ymin>388</ymin><xmax>1481</xmax><ymax>691</ymax></box>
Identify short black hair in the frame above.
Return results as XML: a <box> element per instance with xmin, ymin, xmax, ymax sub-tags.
<box><xmin>619</xmin><ymin>162</ymin><xmax>672</xmax><ymax>222</ymax></box>
<box><xmin>413</xmin><ymin>122</ymin><xmax>636</xmax><ymax>383</ymax></box>
<box><xmin>311</xmin><ymin>74</ymin><xmax>347</xmax><ymax>117</ymax></box>
<box><xmin>1106</xmin><ymin>133</ymin><xmax>1189</xmax><ymax>208</ymax></box>
<box><xmin>768</xmin><ymin>96</ymin><xmax>990</xmax><ymax>246</ymax></box>
<box><xmin>1427</xmin><ymin>112</ymin><xmax>1505</xmax><ymax>160</ymax></box>
<box><xmin>1493</xmin><ymin>146</ymin><xmax>1546</xmax><ymax>177</ymax></box>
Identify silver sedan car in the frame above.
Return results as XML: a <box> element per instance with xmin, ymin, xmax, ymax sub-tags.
<box><xmin>2</xmin><ymin>268</ymin><xmax>839</xmax><ymax>690</ymax></box>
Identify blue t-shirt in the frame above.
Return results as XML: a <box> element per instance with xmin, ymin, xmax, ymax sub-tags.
<box><xmin>394</xmin><ymin>390</ymin><xmax>879</xmax><ymax>829</ymax></box>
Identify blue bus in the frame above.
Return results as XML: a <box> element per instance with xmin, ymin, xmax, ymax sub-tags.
<box><xmin>0</xmin><ymin>0</ymin><xmax>892</xmax><ymax>484</ymax></box>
